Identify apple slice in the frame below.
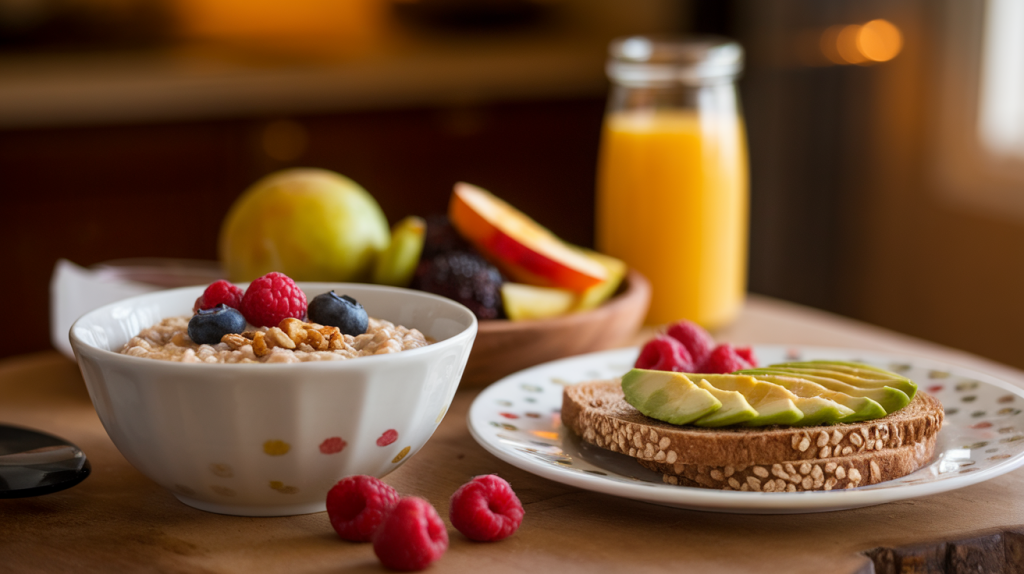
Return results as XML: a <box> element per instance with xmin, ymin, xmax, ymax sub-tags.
<box><xmin>573</xmin><ymin>248</ymin><xmax>627</xmax><ymax>311</ymax></box>
<box><xmin>449</xmin><ymin>182</ymin><xmax>607</xmax><ymax>292</ymax></box>
<box><xmin>501</xmin><ymin>283</ymin><xmax>578</xmax><ymax>321</ymax></box>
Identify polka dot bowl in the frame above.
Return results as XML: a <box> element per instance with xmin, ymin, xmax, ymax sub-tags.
<box><xmin>69</xmin><ymin>282</ymin><xmax>477</xmax><ymax>516</ymax></box>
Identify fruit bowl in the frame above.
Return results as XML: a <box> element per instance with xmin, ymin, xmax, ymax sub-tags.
<box><xmin>462</xmin><ymin>269</ymin><xmax>651</xmax><ymax>387</ymax></box>
<box><xmin>69</xmin><ymin>283</ymin><xmax>477</xmax><ymax>517</ymax></box>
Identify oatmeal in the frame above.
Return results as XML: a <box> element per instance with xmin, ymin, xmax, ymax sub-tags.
<box><xmin>120</xmin><ymin>316</ymin><xmax>431</xmax><ymax>364</ymax></box>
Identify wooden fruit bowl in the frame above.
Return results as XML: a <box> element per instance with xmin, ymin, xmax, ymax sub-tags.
<box><xmin>461</xmin><ymin>269</ymin><xmax>651</xmax><ymax>388</ymax></box>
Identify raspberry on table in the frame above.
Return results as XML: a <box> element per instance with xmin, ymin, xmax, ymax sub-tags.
<box><xmin>373</xmin><ymin>496</ymin><xmax>448</xmax><ymax>571</ymax></box>
<box><xmin>449</xmin><ymin>475</ymin><xmax>524</xmax><ymax>542</ymax></box>
<box><xmin>239</xmin><ymin>272</ymin><xmax>307</xmax><ymax>327</ymax></box>
<box><xmin>193</xmin><ymin>280</ymin><xmax>244</xmax><ymax>314</ymax></box>
<box><xmin>634</xmin><ymin>335</ymin><xmax>694</xmax><ymax>373</ymax></box>
<box><xmin>325</xmin><ymin>475</ymin><xmax>399</xmax><ymax>542</ymax></box>
<box><xmin>699</xmin><ymin>344</ymin><xmax>755</xmax><ymax>374</ymax></box>
<box><xmin>665</xmin><ymin>320</ymin><xmax>716</xmax><ymax>366</ymax></box>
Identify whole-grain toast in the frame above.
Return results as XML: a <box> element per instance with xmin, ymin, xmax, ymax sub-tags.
<box><xmin>638</xmin><ymin>435</ymin><xmax>937</xmax><ymax>492</ymax></box>
<box><xmin>562</xmin><ymin>379</ymin><xmax>944</xmax><ymax>471</ymax></box>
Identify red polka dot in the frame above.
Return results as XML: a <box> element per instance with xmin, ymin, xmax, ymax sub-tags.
<box><xmin>499</xmin><ymin>412</ymin><xmax>520</xmax><ymax>419</ymax></box>
<box><xmin>970</xmin><ymin>422</ymin><xmax>993</xmax><ymax>429</ymax></box>
<box><xmin>320</xmin><ymin>437</ymin><xmax>347</xmax><ymax>454</ymax></box>
<box><xmin>927</xmin><ymin>385</ymin><xmax>944</xmax><ymax>393</ymax></box>
<box><xmin>377</xmin><ymin>429</ymin><xmax>398</xmax><ymax>447</ymax></box>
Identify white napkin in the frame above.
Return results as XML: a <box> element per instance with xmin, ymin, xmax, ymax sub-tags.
<box><xmin>50</xmin><ymin>260</ymin><xmax>164</xmax><ymax>359</ymax></box>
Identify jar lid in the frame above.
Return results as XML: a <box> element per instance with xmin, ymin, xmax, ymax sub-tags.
<box><xmin>607</xmin><ymin>35</ymin><xmax>744</xmax><ymax>86</ymax></box>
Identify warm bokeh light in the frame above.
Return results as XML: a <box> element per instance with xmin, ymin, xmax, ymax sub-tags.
<box><xmin>857</xmin><ymin>19</ymin><xmax>903</xmax><ymax>62</ymax></box>
<box><xmin>819</xmin><ymin>19</ymin><xmax>903</xmax><ymax>66</ymax></box>
<box><xmin>836</xmin><ymin>24</ymin><xmax>868</xmax><ymax>64</ymax></box>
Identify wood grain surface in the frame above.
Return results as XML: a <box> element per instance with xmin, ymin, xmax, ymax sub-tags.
<box><xmin>2</xmin><ymin>294</ymin><xmax>1023</xmax><ymax>574</ymax></box>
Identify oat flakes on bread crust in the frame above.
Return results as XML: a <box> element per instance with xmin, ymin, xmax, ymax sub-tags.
<box><xmin>639</xmin><ymin>434</ymin><xmax>937</xmax><ymax>492</ymax></box>
<box><xmin>561</xmin><ymin>379</ymin><xmax>944</xmax><ymax>468</ymax></box>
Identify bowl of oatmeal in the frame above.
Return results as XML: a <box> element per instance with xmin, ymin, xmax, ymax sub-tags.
<box><xmin>69</xmin><ymin>282</ymin><xmax>477</xmax><ymax>517</ymax></box>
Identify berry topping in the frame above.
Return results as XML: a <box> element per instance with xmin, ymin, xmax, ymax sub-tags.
<box><xmin>239</xmin><ymin>272</ymin><xmax>307</xmax><ymax>327</ymax></box>
<box><xmin>735</xmin><ymin>346</ymin><xmax>758</xmax><ymax>367</ymax></box>
<box><xmin>373</xmin><ymin>496</ymin><xmax>448</xmax><ymax>571</ymax></box>
<box><xmin>326</xmin><ymin>475</ymin><xmax>400</xmax><ymax>542</ymax></box>
<box><xmin>421</xmin><ymin>215</ymin><xmax>472</xmax><ymax>260</ymax></box>
<box><xmin>634</xmin><ymin>335</ymin><xmax>694</xmax><ymax>372</ymax></box>
<box><xmin>699</xmin><ymin>344</ymin><xmax>755</xmax><ymax>374</ymax></box>
<box><xmin>187</xmin><ymin>304</ymin><xmax>246</xmax><ymax>345</ymax></box>
<box><xmin>307</xmin><ymin>291</ymin><xmax>369</xmax><ymax>336</ymax></box>
<box><xmin>411</xmin><ymin>250</ymin><xmax>504</xmax><ymax>320</ymax></box>
<box><xmin>449</xmin><ymin>475</ymin><xmax>524</xmax><ymax>542</ymax></box>
<box><xmin>193</xmin><ymin>280</ymin><xmax>244</xmax><ymax>314</ymax></box>
<box><xmin>665</xmin><ymin>320</ymin><xmax>716</xmax><ymax>366</ymax></box>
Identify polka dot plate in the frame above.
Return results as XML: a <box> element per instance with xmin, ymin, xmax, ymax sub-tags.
<box><xmin>467</xmin><ymin>346</ymin><xmax>1024</xmax><ymax>514</ymax></box>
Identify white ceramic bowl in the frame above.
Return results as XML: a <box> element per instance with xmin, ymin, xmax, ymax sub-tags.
<box><xmin>70</xmin><ymin>283</ymin><xmax>477</xmax><ymax>517</ymax></box>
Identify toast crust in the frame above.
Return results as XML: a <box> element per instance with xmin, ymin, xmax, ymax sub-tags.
<box><xmin>638</xmin><ymin>434</ymin><xmax>937</xmax><ymax>492</ymax></box>
<box><xmin>561</xmin><ymin>379</ymin><xmax>944</xmax><ymax>468</ymax></box>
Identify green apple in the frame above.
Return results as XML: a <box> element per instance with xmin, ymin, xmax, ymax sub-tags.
<box><xmin>219</xmin><ymin>168</ymin><xmax>390</xmax><ymax>282</ymax></box>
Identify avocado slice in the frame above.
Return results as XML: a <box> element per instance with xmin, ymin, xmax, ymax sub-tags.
<box><xmin>742</xmin><ymin>368</ymin><xmax>910</xmax><ymax>414</ymax></box>
<box><xmin>741</xmin><ymin>372</ymin><xmax>888</xmax><ymax>422</ymax></box>
<box><xmin>769</xmin><ymin>361</ymin><xmax>917</xmax><ymax>400</ymax></box>
<box><xmin>690</xmin><ymin>379</ymin><xmax>758</xmax><ymax>427</ymax></box>
<box><xmin>696</xmin><ymin>376</ymin><xmax>847</xmax><ymax>425</ymax></box>
<box><xmin>621</xmin><ymin>369</ymin><xmax>722</xmax><ymax>425</ymax></box>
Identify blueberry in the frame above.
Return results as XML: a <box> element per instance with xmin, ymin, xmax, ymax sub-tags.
<box><xmin>187</xmin><ymin>304</ymin><xmax>246</xmax><ymax>345</ymax></box>
<box><xmin>307</xmin><ymin>291</ymin><xmax>369</xmax><ymax>336</ymax></box>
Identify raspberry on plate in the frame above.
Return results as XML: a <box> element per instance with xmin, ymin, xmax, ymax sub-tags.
<box><xmin>634</xmin><ymin>335</ymin><xmax>694</xmax><ymax>373</ymax></box>
<box><xmin>449</xmin><ymin>475</ymin><xmax>524</xmax><ymax>542</ymax></box>
<box><xmin>193</xmin><ymin>280</ymin><xmax>244</xmax><ymax>314</ymax></box>
<box><xmin>665</xmin><ymin>320</ymin><xmax>716</xmax><ymax>366</ymax></box>
<box><xmin>373</xmin><ymin>497</ymin><xmax>448</xmax><ymax>571</ymax></box>
<box><xmin>699</xmin><ymin>344</ymin><xmax>755</xmax><ymax>374</ymax></box>
<box><xmin>239</xmin><ymin>271</ymin><xmax>307</xmax><ymax>327</ymax></box>
<box><xmin>326</xmin><ymin>475</ymin><xmax>399</xmax><ymax>542</ymax></box>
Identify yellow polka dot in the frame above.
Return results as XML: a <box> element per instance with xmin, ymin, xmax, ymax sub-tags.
<box><xmin>436</xmin><ymin>406</ymin><xmax>448</xmax><ymax>424</ymax></box>
<box><xmin>263</xmin><ymin>440</ymin><xmax>290</xmax><ymax>456</ymax></box>
<box><xmin>209</xmin><ymin>463</ymin><xmax>233</xmax><ymax>478</ymax></box>
<box><xmin>392</xmin><ymin>446</ymin><xmax>411</xmax><ymax>464</ymax></box>
<box><xmin>269</xmin><ymin>481</ymin><xmax>298</xmax><ymax>494</ymax></box>
<box><xmin>210</xmin><ymin>485</ymin><xmax>236</xmax><ymax>497</ymax></box>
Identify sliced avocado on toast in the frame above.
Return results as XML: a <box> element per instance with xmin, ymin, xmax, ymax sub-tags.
<box><xmin>690</xmin><ymin>379</ymin><xmax>759</xmax><ymax>427</ymax></box>
<box><xmin>738</xmin><ymin>372</ymin><xmax>888</xmax><ymax>422</ymax></box>
<box><xmin>621</xmin><ymin>369</ymin><xmax>722</xmax><ymax>425</ymax></box>
<box><xmin>764</xmin><ymin>361</ymin><xmax>917</xmax><ymax>400</ymax></box>
<box><xmin>691</xmin><ymin>374</ymin><xmax>853</xmax><ymax>427</ymax></box>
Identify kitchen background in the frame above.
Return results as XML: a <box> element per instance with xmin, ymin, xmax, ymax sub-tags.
<box><xmin>2</xmin><ymin>0</ymin><xmax>1022</xmax><ymax>369</ymax></box>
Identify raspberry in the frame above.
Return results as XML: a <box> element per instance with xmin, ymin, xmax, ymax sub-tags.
<box><xmin>239</xmin><ymin>272</ymin><xmax>307</xmax><ymax>327</ymax></box>
<box><xmin>665</xmin><ymin>320</ymin><xmax>716</xmax><ymax>366</ymax></box>
<box><xmin>735</xmin><ymin>346</ymin><xmax>758</xmax><ymax>368</ymax></box>
<box><xmin>698</xmin><ymin>344</ymin><xmax>755</xmax><ymax>374</ymax></box>
<box><xmin>325</xmin><ymin>475</ymin><xmax>399</xmax><ymax>542</ymax></box>
<box><xmin>634</xmin><ymin>335</ymin><xmax>694</xmax><ymax>372</ymax></box>
<box><xmin>373</xmin><ymin>497</ymin><xmax>448</xmax><ymax>571</ymax></box>
<box><xmin>449</xmin><ymin>475</ymin><xmax>524</xmax><ymax>542</ymax></box>
<box><xmin>193</xmin><ymin>280</ymin><xmax>244</xmax><ymax>314</ymax></box>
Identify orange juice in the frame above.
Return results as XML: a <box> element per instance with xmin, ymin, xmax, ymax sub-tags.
<box><xmin>596</xmin><ymin>109</ymin><xmax>748</xmax><ymax>329</ymax></box>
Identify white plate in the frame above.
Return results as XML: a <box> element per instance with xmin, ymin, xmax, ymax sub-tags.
<box><xmin>467</xmin><ymin>346</ymin><xmax>1024</xmax><ymax>514</ymax></box>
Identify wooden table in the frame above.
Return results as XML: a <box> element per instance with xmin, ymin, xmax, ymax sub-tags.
<box><xmin>2</xmin><ymin>294</ymin><xmax>1023</xmax><ymax>573</ymax></box>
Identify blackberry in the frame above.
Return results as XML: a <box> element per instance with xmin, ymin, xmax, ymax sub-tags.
<box><xmin>412</xmin><ymin>250</ymin><xmax>505</xmax><ymax>320</ymax></box>
<box><xmin>421</xmin><ymin>215</ymin><xmax>471</xmax><ymax>260</ymax></box>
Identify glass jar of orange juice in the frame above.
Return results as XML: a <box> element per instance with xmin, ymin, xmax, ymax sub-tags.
<box><xmin>596</xmin><ymin>36</ymin><xmax>748</xmax><ymax>329</ymax></box>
